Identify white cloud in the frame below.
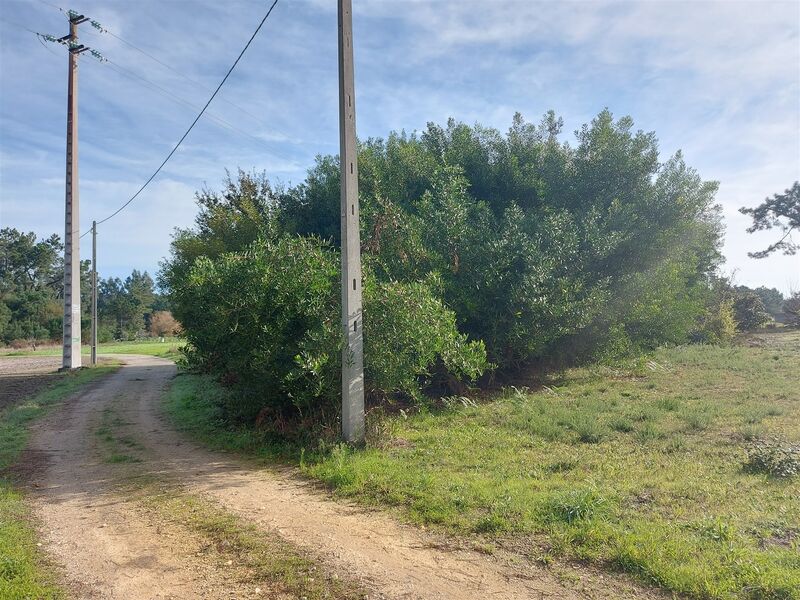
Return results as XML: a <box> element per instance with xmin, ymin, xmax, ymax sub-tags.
<box><xmin>1</xmin><ymin>0</ymin><xmax>798</xmax><ymax>292</ymax></box>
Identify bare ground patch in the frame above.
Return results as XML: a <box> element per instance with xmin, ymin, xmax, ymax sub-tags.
<box><xmin>0</xmin><ymin>357</ymin><xmax>61</xmax><ymax>412</ymax></box>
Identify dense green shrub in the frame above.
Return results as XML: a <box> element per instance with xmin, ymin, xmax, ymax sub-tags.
<box><xmin>162</xmin><ymin>110</ymin><xmax>727</xmax><ymax>433</ymax></box>
<box><xmin>169</xmin><ymin>235</ymin><xmax>486</xmax><ymax>427</ymax></box>
<box><xmin>784</xmin><ymin>292</ymin><xmax>800</xmax><ymax>327</ymax></box>
<box><xmin>363</xmin><ymin>275</ymin><xmax>487</xmax><ymax>398</ymax></box>
<box><xmin>733</xmin><ymin>289</ymin><xmax>773</xmax><ymax>330</ymax></box>
<box><xmin>736</xmin><ymin>285</ymin><xmax>785</xmax><ymax>323</ymax></box>
<box><xmin>694</xmin><ymin>298</ymin><xmax>737</xmax><ymax>344</ymax></box>
<box><xmin>275</xmin><ymin>111</ymin><xmax>723</xmax><ymax>367</ymax></box>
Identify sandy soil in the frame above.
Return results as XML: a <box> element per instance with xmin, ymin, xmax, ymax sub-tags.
<box><xmin>22</xmin><ymin>355</ymin><xmax>666</xmax><ymax>599</ymax></box>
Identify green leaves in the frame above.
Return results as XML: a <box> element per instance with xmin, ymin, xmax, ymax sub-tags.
<box><xmin>170</xmin><ymin>235</ymin><xmax>487</xmax><ymax>430</ymax></box>
<box><xmin>162</xmin><ymin>109</ymin><xmax>726</xmax><ymax>420</ymax></box>
<box><xmin>740</xmin><ymin>181</ymin><xmax>800</xmax><ymax>258</ymax></box>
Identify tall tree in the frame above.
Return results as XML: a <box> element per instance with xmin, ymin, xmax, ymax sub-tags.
<box><xmin>164</xmin><ymin>111</ymin><xmax>727</xmax><ymax>367</ymax></box>
<box><xmin>737</xmin><ymin>285</ymin><xmax>784</xmax><ymax>323</ymax></box>
<box><xmin>0</xmin><ymin>229</ymin><xmax>64</xmax><ymax>343</ymax></box>
<box><xmin>98</xmin><ymin>271</ymin><xmax>156</xmax><ymax>339</ymax></box>
<box><xmin>783</xmin><ymin>292</ymin><xmax>800</xmax><ymax>326</ymax></box>
<box><xmin>733</xmin><ymin>289</ymin><xmax>772</xmax><ymax>330</ymax></box>
<box><xmin>740</xmin><ymin>182</ymin><xmax>800</xmax><ymax>258</ymax></box>
<box><xmin>0</xmin><ymin>228</ymin><xmax>62</xmax><ymax>293</ymax></box>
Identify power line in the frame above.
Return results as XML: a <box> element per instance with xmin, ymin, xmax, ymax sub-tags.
<box><xmin>7</xmin><ymin>7</ymin><xmax>289</xmax><ymax>239</ymax></box>
<box><xmin>88</xmin><ymin>0</ymin><xmax>281</xmax><ymax>232</ymax></box>
<box><xmin>4</xmin><ymin>13</ymin><xmax>108</xmax><ymax>62</ymax></box>
<box><xmin>36</xmin><ymin>0</ymin><xmax>65</xmax><ymax>12</ymax></box>
<box><xmin>0</xmin><ymin>15</ymin><xmax>45</xmax><ymax>35</ymax></box>
<box><xmin>102</xmin><ymin>30</ymin><xmax>283</xmax><ymax>137</ymax></box>
<box><xmin>37</xmin><ymin>33</ymin><xmax>59</xmax><ymax>55</ymax></box>
<box><xmin>103</xmin><ymin>59</ymin><xmax>294</xmax><ymax>164</ymax></box>
<box><xmin>37</xmin><ymin>0</ymin><xmax>286</xmax><ymax>144</ymax></box>
<box><xmin>8</xmin><ymin>20</ymin><xmax>289</xmax><ymax>162</ymax></box>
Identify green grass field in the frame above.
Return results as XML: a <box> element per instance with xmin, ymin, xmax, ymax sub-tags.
<box><xmin>165</xmin><ymin>331</ymin><xmax>800</xmax><ymax>599</ymax></box>
<box><xmin>0</xmin><ymin>364</ymin><xmax>118</xmax><ymax>599</ymax></box>
<box><xmin>1</xmin><ymin>338</ymin><xmax>184</xmax><ymax>360</ymax></box>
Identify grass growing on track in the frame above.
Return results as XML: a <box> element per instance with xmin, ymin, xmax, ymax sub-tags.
<box><xmin>131</xmin><ymin>481</ymin><xmax>365</xmax><ymax>600</ymax></box>
<box><xmin>1</xmin><ymin>338</ymin><xmax>184</xmax><ymax>360</ymax></box>
<box><xmin>0</xmin><ymin>364</ymin><xmax>118</xmax><ymax>599</ymax></box>
<box><xmin>91</xmin><ymin>401</ymin><xmax>365</xmax><ymax>599</ymax></box>
<box><xmin>164</xmin><ymin>332</ymin><xmax>800</xmax><ymax>599</ymax></box>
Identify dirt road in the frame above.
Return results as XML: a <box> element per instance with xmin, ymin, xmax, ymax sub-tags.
<box><xmin>21</xmin><ymin>355</ymin><xmax>660</xmax><ymax>599</ymax></box>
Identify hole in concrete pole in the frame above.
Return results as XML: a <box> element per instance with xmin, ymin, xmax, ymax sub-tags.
<box><xmin>353</xmin><ymin>278</ymin><xmax>356</xmax><ymax>290</ymax></box>
<box><xmin>350</xmin><ymin>162</ymin><xmax>353</xmax><ymax>174</ymax></box>
<box><xmin>353</xmin><ymin>320</ymin><xmax>357</xmax><ymax>332</ymax></box>
<box><xmin>351</xmin><ymin>204</ymin><xmax>354</xmax><ymax>215</ymax></box>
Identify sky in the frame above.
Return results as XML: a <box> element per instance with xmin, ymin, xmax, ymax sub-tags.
<box><xmin>0</xmin><ymin>0</ymin><xmax>798</xmax><ymax>293</ymax></box>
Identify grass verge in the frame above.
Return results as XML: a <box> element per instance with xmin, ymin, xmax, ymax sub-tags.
<box><xmin>0</xmin><ymin>364</ymin><xmax>118</xmax><ymax>599</ymax></box>
<box><xmin>164</xmin><ymin>332</ymin><xmax>800</xmax><ymax>599</ymax></box>
<box><xmin>2</xmin><ymin>338</ymin><xmax>184</xmax><ymax>360</ymax></box>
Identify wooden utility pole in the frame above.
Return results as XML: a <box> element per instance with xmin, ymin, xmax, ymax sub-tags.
<box><xmin>62</xmin><ymin>13</ymin><xmax>89</xmax><ymax>370</ymax></box>
<box><xmin>338</xmin><ymin>0</ymin><xmax>365</xmax><ymax>443</ymax></box>
<box><xmin>90</xmin><ymin>220</ymin><xmax>97</xmax><ymax>366</ymax></box>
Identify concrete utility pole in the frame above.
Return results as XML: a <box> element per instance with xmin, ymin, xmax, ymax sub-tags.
<box><xmin>338</xmin><ymin>0</ymin><xmax>365</xmax><ymax>443</ymax></box>
<box><xmin>61</xmin><ymin>13</ymin><xmax>90</xmax><ymax>370</ymax></box>
<box><xmin>90</xmin><ymin>221</ymin><xmax>97</xmax><ymax>366</ymax></box>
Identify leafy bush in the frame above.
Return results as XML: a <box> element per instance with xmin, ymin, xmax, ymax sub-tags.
<box><xmin>170</xmin><ymin>235</ymin><xmax>338</xmax><ymax>424</ymax></box>
<box><xmin>161</xmin><ymin>110</ymin><xmax>728</xmax><ymax>438</ymax></box>
<box><xmin>733</xmin><ymin>290</ymin><xmax>773</xmax><ymax>330</ymax></box>
<box><xmin>695</xmin><ymin>297</ymin><xmax>737</xmax><ymax>344</ymax></box>
<box><xmin>274</xmin><ymin>112</ymin><xmax>723</xmax><ymax>368</ymax></box>
<box><xmin>744</xmin><ymin>437</ymin><xmax>800</xmax><ymax>478</ymax></box>
<box><xmin>363</xmin><ymin>275</ymin><xmax>487</xmax><ymax>399</ymax></box>
<box><xmin>169</xmin><ymin>235</ymin><xmax>487</xmax><ymax>428</ymax></box>
<box><xmin>784</xmin><ymin>292</ymin><xmax>800</xmax><ymax>327</ymax></box>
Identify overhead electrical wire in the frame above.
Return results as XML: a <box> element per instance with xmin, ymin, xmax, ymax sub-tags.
<box><xmin>0</xmin><ymin>15</ymin><xmax>65</xmax><ymax>50</ymax></box>
<box><xmin>37</xmin><ymin>0</ymin><xmax>289</xmax><ymax>147</ymax></box>
<box><xmin>36</xmin><ymin>0</ymin><xmax>65</xmax><ymax>12</ymax></box>
<box><xmin>30</xmin><ymin>0</ymin><xmax>285</xmax><ymax>235</ymax></box>
<box><xmin>0</xmin><ymin>15</ymin><xmax>45</xmax><ymax>35</ymax></box>
<box><xmin>86</xmin><ymin>0</ymin><xmax>281</xmax><ymax>233</ymax></box>
<box><xmin>22</xmin><ymin>7</ymin><xmax>293</xmax><ymax>166</ymax></box>
<box><xmin>103</xmin><ymin>59</ymin><xmax>294</xmax><ymax>164</ymax></box>
<box><xmin>102</xmin><ymin>30</ymin><xmax>276</xmax><ymax>134</ymax></box>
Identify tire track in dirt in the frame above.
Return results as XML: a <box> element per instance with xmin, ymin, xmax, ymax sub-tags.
<box><xmin>22</xmin><ymin>356</ymin><xmax>242</xmax><ymax>599</ymax></box>
<box><xmin>25</xmin><ymin>355</ymin><xmax>664</xmax><ymax>599</ymax></box>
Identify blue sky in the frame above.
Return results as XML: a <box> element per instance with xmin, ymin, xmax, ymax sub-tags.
<box><xmin>1</xmin><ymin>0</ymin><xmax>798</xmax><ymax>293</ymax></box>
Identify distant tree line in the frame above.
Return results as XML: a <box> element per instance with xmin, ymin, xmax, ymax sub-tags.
<box><xmin>160</xmin><ymin>110</ymin><xmax>797</xmax><ymax>433</ymax></box>
<box><xmin>0</xmin><ymin>227</ymin><xmax>176</xmax><ymax>346</ymax></box>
